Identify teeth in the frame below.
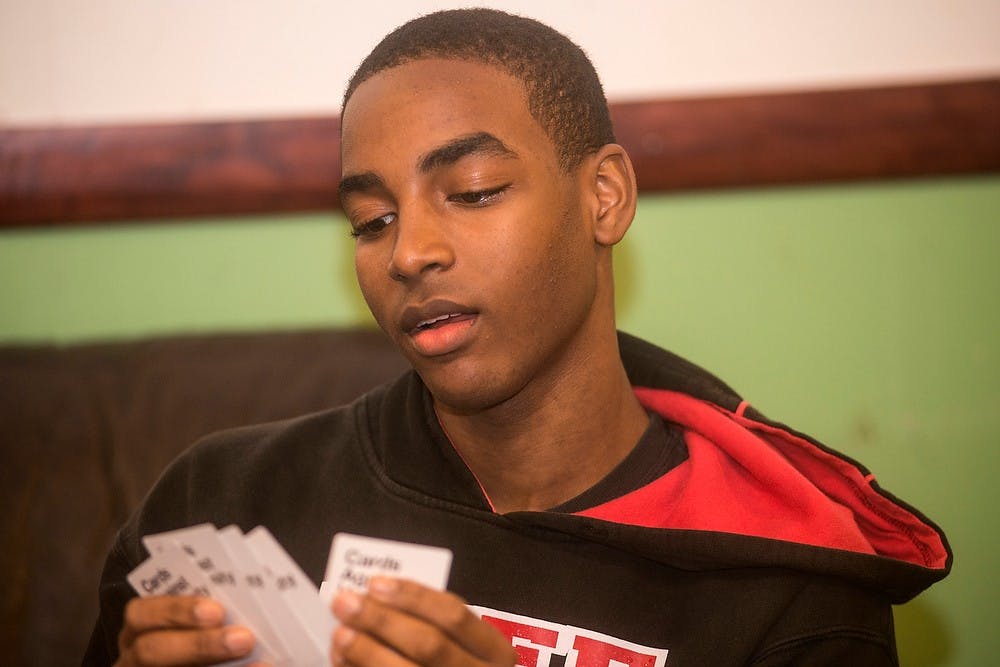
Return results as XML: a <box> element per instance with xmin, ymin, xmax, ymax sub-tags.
<box><xmin>416</xmin><ymin>313</ymin><xmax>458</xmax><ymax>330</ymax></box>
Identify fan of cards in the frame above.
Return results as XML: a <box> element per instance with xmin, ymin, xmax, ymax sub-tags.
<box><xmin>128</xmin><ymin>524</ymin><xmax>454</xmax><ymax>667</ymax></box>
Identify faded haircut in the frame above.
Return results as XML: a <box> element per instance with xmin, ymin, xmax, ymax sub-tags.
<box><xmin>343</xmin><ymin>8</ymin><xmax>616</xmax><ymax>171</ymax></box>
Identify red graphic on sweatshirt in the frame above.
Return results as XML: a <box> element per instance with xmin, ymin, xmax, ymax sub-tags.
<box><xmin>472</xmin><ymin>606</ymin><xmax>669</xmax><ymax>667</ymax></box>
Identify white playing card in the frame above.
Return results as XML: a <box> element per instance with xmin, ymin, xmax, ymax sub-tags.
<box><xmin>127</xmin><ymin>541</ymin><xmax>211</xmax><ymax>599</ymax></box>
<box><xmin>218</xmin><ymin>525</ymin><xmax>327</xmax><ymax>667</ymax></box>
<box><xmin>243</xmin><ymin>525</ymin><xmax>334</xmax><ymax>653</ymax></box>
<box><xmin>128</xmin><ymin>540</ymin><xmax>260</xmax><ymax>667</ymax></box>
<box><xmin>142</xmin><ymin>524</ymin><xmax>288</xmax><ymax>666</ymax></box>
<box><xmin>323</xmin><ymin>533</ymin><xmax>453</xmax><ymax>597</ymax></box>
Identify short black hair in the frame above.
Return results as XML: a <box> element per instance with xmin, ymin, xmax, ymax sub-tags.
<box><xmin>343</xmin><ymin>8</ymin><xmax>616</xmax><ymax>171</ymax></box>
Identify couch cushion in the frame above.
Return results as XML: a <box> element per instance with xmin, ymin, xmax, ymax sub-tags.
<box><xmin>0</xmin><ymin>328</ymin><xmax>408</xmax><ymax>665</ymax></box>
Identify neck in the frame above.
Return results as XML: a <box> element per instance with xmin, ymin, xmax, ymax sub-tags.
<box><xmin>434</xmin><ymin>329</ymin><xmax>648</xmax><ymax>514</ymax></box>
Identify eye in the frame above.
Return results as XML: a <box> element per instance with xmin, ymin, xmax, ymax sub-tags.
<box><xmin>447</xmin><ymin>184</ymin><xmax>510</xmax><ymax>207</ymax></box>
<box><xmin>350</xmin><ymin>212</ymin><xmax>397</xmax><ymax>239</ymax></box>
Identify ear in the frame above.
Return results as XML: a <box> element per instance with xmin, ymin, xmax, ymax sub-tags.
<box><xmin>586</xmin><ymin>144</ymin><xmax>638</xmax><ymax>247</ymax></box>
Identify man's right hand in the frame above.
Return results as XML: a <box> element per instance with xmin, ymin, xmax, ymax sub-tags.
<box><xmin>114</xmin><ymin>595</ymin><xmax>258</xmax><ymax>666</ymax></box>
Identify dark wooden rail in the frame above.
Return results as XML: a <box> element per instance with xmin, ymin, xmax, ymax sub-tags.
<box><xmin>2</xmin><ymin>79</ymin><xmax>997</xmax><ymax>227</ymax></box>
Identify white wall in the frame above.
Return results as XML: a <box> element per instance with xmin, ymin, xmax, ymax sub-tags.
<box><xmin>1</xmin><ymin>0</ymin><xmax>998</xmax><ymax>126</ymax></box>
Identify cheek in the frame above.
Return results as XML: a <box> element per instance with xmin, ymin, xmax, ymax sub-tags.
<box><xmin>547</xmin><ymin>212</ymin><xmax>601</xmax><ymax>329</ymax></box>
<box><xmin>497</xmin><ymin>203</ymin><xmax>595</xmax><ymax>315</ymax></box>
<box><xmin>540</xmin><ymin>201</ymin><xmax>594</xmax><ymax>285</ymax></box>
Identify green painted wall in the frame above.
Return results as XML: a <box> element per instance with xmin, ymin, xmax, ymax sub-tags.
<box><xmin>616</xmin><ymin>177</ymin><xmax>999</xmax><ymax>667</ymax></box>
<box><xmin>2</xmin><ymin>176</ymin><xmax>997</xmax><ymax>665</ymax></box>
<box><xmin>0</xmin><ymin>214</ymin><xmax>373</xmax><ymax>341</ymax></box>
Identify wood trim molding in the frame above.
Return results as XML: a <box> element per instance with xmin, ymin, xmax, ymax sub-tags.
<box><xmin>1</xmin><ymin>118</ymin><xmax>342</xmax><ymax>226</ymax></box>
<box><xmin>2</xmin><ymin>78</ymin><xmax>997</xmax><ymax>227</ymax></box>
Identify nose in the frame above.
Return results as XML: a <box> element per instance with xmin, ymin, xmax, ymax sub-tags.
<box><xmin>388</xmin><ymin>202</ymin><xmax>455</xmax><ymax>281</ymax></box>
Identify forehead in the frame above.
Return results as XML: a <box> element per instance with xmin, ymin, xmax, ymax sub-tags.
<box><xmin>340</xmin><ymin>58</ymin><xmax>555</xmax><ymax>174</ymax></box>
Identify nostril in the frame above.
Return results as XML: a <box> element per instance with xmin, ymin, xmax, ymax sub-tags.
<box><xmin>390</xmin><ymin>248</ymin><xmax>454</xmax><ymax>280</ymax></box>
<box><xmin>387</xmin><ymin>212</ymin><xmax>456</xmax><ymax>280</ymax></box>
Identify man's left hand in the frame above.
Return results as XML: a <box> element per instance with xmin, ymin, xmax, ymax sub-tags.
<box><xmin>330</xmin><ymin>577</ymin><xmax>517</xmax><ymax>667</ymax></box>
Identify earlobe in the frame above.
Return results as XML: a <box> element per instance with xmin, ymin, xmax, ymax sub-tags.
<box><xmin>590</xmin><ymin>144</ymin><xmax>638</xmax><ymax>247</ymax></box>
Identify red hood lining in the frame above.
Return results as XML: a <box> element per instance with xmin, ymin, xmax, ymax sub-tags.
<box><xmin>575</xmin><ymin>387</ymin><xmax>947</xmax><ymax>571</ymax></box>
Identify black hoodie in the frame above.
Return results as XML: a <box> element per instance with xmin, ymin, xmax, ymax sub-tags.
<box><xmin>86</xmin><ymin>333</ymin><xmax>951</xmax><ymax>665</ymax></box>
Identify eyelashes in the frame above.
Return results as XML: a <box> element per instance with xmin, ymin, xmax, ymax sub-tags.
<box><xmin>349</xmin><ymin>183</ymin><xmax>511</xmax><ymax>239</ymax></box>
<box><xmin>446</xmin><ymin>183</ymin><xmax>510</xmax><ymax>206</ymax></box>
<box><xmin>350</xmin><ymin>212</ymin><xmax>396</xmax><ymax>239</ymax></box>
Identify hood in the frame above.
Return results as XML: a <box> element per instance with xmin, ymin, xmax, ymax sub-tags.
<box><xmin>511</xmin><ymin>333</ymin><xmax>951</xmax><ymax>603</ymax></box>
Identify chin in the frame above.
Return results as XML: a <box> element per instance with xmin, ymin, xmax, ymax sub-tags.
<box><xmin>417</xmin><ymin>364</ymin><xmax>521</xmax><ymax>416</ymax></box>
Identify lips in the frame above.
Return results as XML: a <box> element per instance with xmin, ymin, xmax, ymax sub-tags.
<box><xmin>400</xmin><ymin>299</ymin><xmax>479</xmax><ymax>356</ymax></box>
<box><xmin>413</xmin><ymin>312</ymin><xmax>471</xmax><ymax>331</ymax></box>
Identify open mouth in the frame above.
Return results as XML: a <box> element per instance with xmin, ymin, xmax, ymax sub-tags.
<box><xmin>401</xmin><ymin>301</ymin><xmax>479</xmax><ymax>356</ymax></box>
<box><xmin>412</xmin><ymin>312</ymin><xmax>476</xmax><ymax>333</ymax></box>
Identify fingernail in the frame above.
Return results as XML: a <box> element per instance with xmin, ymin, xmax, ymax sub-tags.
<box><xmin>368</xmin><ymin>576</ymin><xmax>399</xmax><ymax>597</ymax></box>
<box><xmin>333</xmin><ymin>625</ymin><xmax>357</xmax><ymax>650</ymax></box>
<box><xmin>224</xmin><ymin>626</ymin><xmax>255</xmax><ymax>653</ymax></box>
<box><xmin>333</xmin><ymin>590</ymin><xmax>362</xmax><ymax>618</ymax></box>
<box><xmin>193</xmin><ymin>599</ymin><xmax>224</xmax><ymax>624</ymax></box>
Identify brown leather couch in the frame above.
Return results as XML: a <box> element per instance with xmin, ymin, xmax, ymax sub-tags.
<box><xmin>0</xmin><ymin>328</ymin><xmax>409</xmax><ymax>665</ymax></box>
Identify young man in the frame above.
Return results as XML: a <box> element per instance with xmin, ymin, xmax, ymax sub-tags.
<box><xmin>86</xmin><ymin>9</ymin><xmax>950</xmax><ymax>666</ymax></box>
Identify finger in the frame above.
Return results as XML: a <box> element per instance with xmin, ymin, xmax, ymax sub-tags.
<box><xmin>333</xmin><ymin>584</ymin><xmax>513</xmax><ymax>667</ymax></box>
<box><xmin>119</xmin><ymin>625</ymin><xmax>255</xmax><ymax>666</ymax></box>
<box><xmin>333</xmin><ymin>599</ymin><xmax>472</xmax><ymax>667</ymax></box>
<box><xmin>119</xmin><ymin>596</ymin><xmax>225</xmax><ymax>649</ymax></box>
<box><xmin>331</xmin><ymin>623</ymin><xmax>412</xmax><ymax>667</ymax></box>
<box><xmin>367</xmin><ymin>578</ymin><xmax>515</xmax><ymax>665</ymax></box>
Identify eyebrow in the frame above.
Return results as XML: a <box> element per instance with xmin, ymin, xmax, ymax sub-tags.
<box><xmin>338</xmin><ymin>171</ymin><xmax>385</xmax><ymax>199</ymax></box>
<box><xmin>417</xmin><ymin>132</ymin><xmax>519</xmax><ymax>173</ymax></box>
<box><xmin>338</xmin><ymin>132</ymin><xmax>518</xmax><ymax>198</ymax></box>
